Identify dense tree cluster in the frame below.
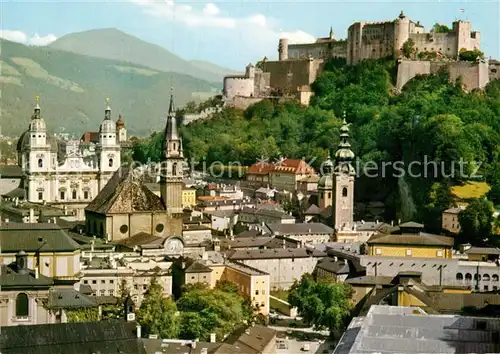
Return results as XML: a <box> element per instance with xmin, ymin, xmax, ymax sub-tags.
<box><xmin>133</xmin><ymin>58</ymin><xmax>500</xmax><ymax>238</ymax></box>
<box><xmin>133</xmin><ymin>278</ymin><xmax>253</xmax><ymax>341</ymax></box>
<box><xmin>288</xmin><ymin>274</ymin><xmax>353</xmax><ymax>338</ymax></box>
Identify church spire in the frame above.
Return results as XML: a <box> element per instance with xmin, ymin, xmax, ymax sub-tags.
<box><xmin>334</xmin><ymin>112</ymin><xmax>355</xmax><ymax>175</ymax></box>
<box><xmin>329</xmin><ymin>26</ymin><xmax>334</xmax><ymax>39</ymax></box>
<box><xmin>165</xmin><ymin>87</ymin><xmax>179</xmax><ymax>141</ymax></box>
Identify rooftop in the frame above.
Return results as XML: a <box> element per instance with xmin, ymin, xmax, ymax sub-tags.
<box><xmin>367</xmin><ymin>232</ymin><xmax>454</xmax><ymax>247</ymax></box>
<box><xmin>335</xmin><ymin>305</ymin><xmax>500</xmax><ymax>353</ymax></box>
<box><xmin>268</xmin><ymin>222</ymin><xmax>334</xmax><ymax>235</ymax></box>
<box><xmin>228</xmin><ymin>247</ymin><xmax>327</xmax><ymax>260</ymax></box>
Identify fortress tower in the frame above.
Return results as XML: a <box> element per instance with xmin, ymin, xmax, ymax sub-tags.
<box><xmin>393</xmin><ymin>10</ymin><xmax>411</xmax><ymax>58</ymax></box>
<box><xmin>278</xmin><ymin>38</ymin><xmax>289</xmax><ymax>61</ymax></box>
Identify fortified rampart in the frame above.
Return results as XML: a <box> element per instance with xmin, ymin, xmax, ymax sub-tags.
<box><xmin>396</xmin><ymin>60</ymin><xmax>490</xmax><ymax>92</ymax></box>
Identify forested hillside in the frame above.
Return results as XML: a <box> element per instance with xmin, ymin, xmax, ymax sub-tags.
<box><xmin>133</xmin><ymin>59</ymin><xmax>500</xmax><ymax>231</ymax></box>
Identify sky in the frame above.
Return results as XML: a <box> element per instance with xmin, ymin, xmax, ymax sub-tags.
<box><xmin>1</xmin><ymin>0</ymin><xmax>499</xmax><ymax>70</ymax></box>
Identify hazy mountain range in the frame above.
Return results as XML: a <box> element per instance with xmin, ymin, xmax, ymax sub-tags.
<box><xmin>1</xmin><ymin>28</ymin><xmax>239</xmax><ymax>137</ymax></box>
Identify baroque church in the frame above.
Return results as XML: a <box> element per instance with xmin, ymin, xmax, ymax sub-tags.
<box><xmin>84</xmin><ymin>90</ymin><xmax>184</xmax><ymax>251</ymax></box>
<box><xmin>16</xmin><ymin>98</ymin><xmax>122</xmax><ymax>220</ymax></box>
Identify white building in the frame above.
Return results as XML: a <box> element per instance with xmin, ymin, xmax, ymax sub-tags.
<box><xmin>16</xmin><ymin>99</ymin><xmax>121</xmax><ymax>220</ymax></box>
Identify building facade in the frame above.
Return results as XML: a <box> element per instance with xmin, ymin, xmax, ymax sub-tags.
<box><xmin>16</xmin><ymin>99</ymin><xmax>121</xmax><ymax>219</ymax></box>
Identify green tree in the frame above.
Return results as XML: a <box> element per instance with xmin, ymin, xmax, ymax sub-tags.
<box><xmin>458</xmin><ymin>198</ymin><xmax>495</xmax><ymax>245</ymax></box>
<box><xmin>459</xmin><ymin>48</ymin><xmax>484</xmax><ymax>62</ymax></box>
<box><xmin>288</xmin><ymin>274</ymin><xmax>353</xmax><ymax>338</ymax></box>
<box><xmin>66</xmin><ymin>308</ymin><xmax>100</xmax><ymax>323</ymax></box>
<box><xmin>137</xmin><ymin>277</ymin><xmax>180</xmax><ymax>339</ymax></box>
<box><xmin>176</xmin><ymin>287</ymin><xmax>252</xmax><ymax>341</ymax></box>
<box><xmin>431</xmin><ymin>23</ymin><xmax>452</xmax><ymax>33</ymax></box>
<box><xmin>402</xmin><ymin>38</ymin><xmax>416</xmax><ymax>59</ymax></box>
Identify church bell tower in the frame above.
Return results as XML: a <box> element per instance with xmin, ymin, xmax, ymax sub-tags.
<box><xmin>333</xmin><ymin>113</ymin><xmax>355</xmax><ymax>231</ymax></box>
<box><xmin>160</xmin><ymin>88</ymin><xmax>184</xmax><ymax>216</ymax></box>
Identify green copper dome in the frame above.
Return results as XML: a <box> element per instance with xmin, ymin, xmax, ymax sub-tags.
<box><xmin>333</xmin><ymin>112</ymin><xmax>355</xmax><ymax>175</ymax></box>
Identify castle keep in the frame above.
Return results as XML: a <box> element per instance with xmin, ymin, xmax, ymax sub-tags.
<box><xmin>224</xmin><ymin>12</ymin><xmax>489</xmax><ymax>107</ymax></box>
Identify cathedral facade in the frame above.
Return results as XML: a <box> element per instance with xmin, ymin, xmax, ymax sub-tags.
<box><xmin>16</xmin><ymin>99</ymin><xmax>122</xmax><ymax>220</ymax></box>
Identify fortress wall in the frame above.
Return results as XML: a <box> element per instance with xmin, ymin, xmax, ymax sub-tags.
<box><xmin>254</xmin><ymin>72</ymin><xmax>271</xmax><ymax>96</ymax></box>
<box><xmin>410</xmin><ymin>32</ymin><xmax>458</xmax><ymax>57</ymax></box>
<box><xmin>223</xmin><ymin>76</ymin><xmax>254</xmax><ymax>100</ymax></box>
<box><xmin>263</xmin><ymin>59</ymin><xmax>325</xmax><ymax>94</ymax></box>
<box><xmin>490</xmin><ymin>62</ymin><xmax>500</xmax><ymax>81</ymax></box>
<box><xmin>229</xmin><ymin>96</ymin><xmax>265</xmax><ymax>110</ymax></box>
<box><xmin>396</xmin><ymin>60</ymin><xmax>431</xmax><ymax>90</ymax></box>
<box><xmin>288</xmin><ymin>40</ymin><xmax>347</xmax><ymax>60</ymax></box>
<box><xmin>442</xmin><ymin>60</ymin><xmax>489</xmax><ymax>90</ymax></box>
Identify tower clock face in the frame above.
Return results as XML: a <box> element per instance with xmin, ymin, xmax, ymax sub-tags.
<box><xmin>166</xmin><ymin>238</ymin><xmax>183</xmax><ymax>254</ymax></box>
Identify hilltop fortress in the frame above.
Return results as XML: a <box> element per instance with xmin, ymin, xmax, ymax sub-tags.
<box><xmin>223</xmin><ymin>11</ymin><xmax>500</xmax><ymax>108</ymax></box>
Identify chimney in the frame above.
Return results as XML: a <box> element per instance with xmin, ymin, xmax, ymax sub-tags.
<box><xmin>136</xmin><ymin>325</ymin><xmax>142</xmax><ymax>338</ymax></box>
<box><xmin>210</xmin><ymin>333</ymin><xmax>216</xmax><ymax>343</ymax></box>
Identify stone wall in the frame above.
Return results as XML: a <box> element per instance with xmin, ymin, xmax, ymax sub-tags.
<box><xmin>396</xmin><ymin>60</ymin><xmax>490</xmax><ymax>92</ymax></box>
<box><xmin>262</xmin><ymin>59</ymin><xmax>325</xmax><ymax>95</ymax></box>
<box><xmin>229</xmin><ymin>96</ymin><xmax>265</xmax><ymax>110</ymax></box>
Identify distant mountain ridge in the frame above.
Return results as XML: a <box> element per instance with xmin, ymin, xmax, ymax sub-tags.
<box><xmin>1</xmin><ymin>39</ymin><xmax>219</xmax><ymax>137</ymax></box>
<box><xmin>48</xmin><ymin>28</ymin><xmax>237</xmax><ymax>83</ymax></box>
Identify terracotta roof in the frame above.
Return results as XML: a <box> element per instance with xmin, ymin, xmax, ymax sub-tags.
<box><xmin>272</xmin><ymin>158</ymin><xmax>316</xmax><ymax>175</ymax></box>
<box><xmin>80</xmin><ymin>132</ymin><xmax>99</xmax><ymax>143</ymax></box>
<box><xmin>85</xmin><ymin>167</ymin><xmax>165</xmax><ymax>215</ymax></box>
<box><xmin>247</xmin><ymin>161</ymin><xmax>275</xmax><ymax>175</ymax></box>
<box><xmin>367</xmin><ymin>232</ymin><xmax>454</xmax><ymax>247</ymax></box>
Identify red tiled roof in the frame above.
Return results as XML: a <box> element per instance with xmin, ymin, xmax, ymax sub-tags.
<box><xmin>80</xmin><ymin>132</ymin><xmax>99</xmax><ymax>143</ymax></box>
<box><xmin>247</xmin><ymin>158</ymin><xmax>316</xmax><ymax>176</ymax></box>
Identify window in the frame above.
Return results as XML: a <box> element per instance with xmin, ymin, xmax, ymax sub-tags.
<box><xmin>109</xmin><ymin>290</ymin><xmax>114</xmax><ymax>296</ymax></box>
<box><xmin>100</xmin><ymin>290</ymin><xmax>105</xmax><ymax>295</ymax></box>
<box><xmin>110</xmin><ymin>280</ymin><xmax>114</xmax><ymax>284</ymax></box>
<box><xmin>437</xmin><ymin>249</ymin><xmax>443</xmax><ymax>257</ymax></box>
<box><xmin>255</xmin><ymin>290</ymin><xmax>259</xmax><ymax>295</ymax></box>
<box><xmin>84</xmin><ymin>191</ymin><xmax>89</xmax><ymax>199</ymax></box>
<box><xmin>16</xmin><ymin>293</ymin><xmax>29</xmax><ymax>317</ymax></box>
<box><xmin>143</xmin><ymin>285</ymin><xmax>147</xmax><ymax>290</ymax></box>
<box><xmin>101</xmin><ymin>280</ymin><xmax>105</xmax><ymax>284</ymax></box>
<box><xmin>465</xmin><ymin>273</ymin><xmax>472</xmax><ymax>280</ymax></box>
<box><xmin>376</xmin><ymin>248</ymin><xmax>382</xmax><ymax>255</ymax></box>
<box><xmin>342</xmin><ymin>187</ymin><xmax>348</xmax><ymax>197</ymax></box>
<box><xmin>72</xmin><ymin>190</ymin><xmax>77</xmax><ymax>199</ymax></box>
<box><xmin>173</xmin><ymin>143</ymin><xmax>176</xmax><ymax>150</ymax></box>
<box><xmin>120</xmin><ymin>225</ymin><xmax>128</xmax><ymax>234</ymax></box>
<box><xmin>484</xmin><ymin>285</ymin><xmax>489</xmax><ymax>291</ymax></box>
<box><xmin>320</xmin><ymin>192</ymin><xmax>324</xmax><ymax>198</ymax></box>
<box><xmin>494</xmin><ymin>286</ymin><xmax>498</xmax><ymax>291</ymax></box>
<box><xmin>474</xmin><ymin>274</ymin><xmax>482</xmax><ymax>281</ymax></box>
<box><xmin>156</xmin><ymin>224</ymin><xmax>164</xmax><ymax>233</ymax></box>
<box><xmin>109</xmin><ymin>158</ymin><xmax>113</xmax><ymax>167</ymax></box>
<box><xmin>83</xmin><ymin>280</ymin><xmax>88</xmax><ymax>284</ymax></box>
<box><xmin>92</xmin><ymin>280</ymin><xmax>97</xmax><ymax>284</ymax></box>
<box><xmin>483</xmin><ymin>274</ymin><xmax>491</xmax><ymax>281</ymax></box>
<box><xmin>38</xmin><ymin>192</ymin><xmax>43</xmax><ymax>200</ymax></box>
<box><xmin>406</xmin><ymin>249</ymin><xmax>412</xmax><ymax>256</ymax></box>
<box><xmin>456</xmin><ymin>273</ymin><xmax>463</xmax><ymax>280</ymax></box>
<box><xmin>493</xmin><ymin>274</ymin><xmax>499</xmax><ymax>282</ymax></box>
<box><xmin>328</xmin><ymin>192</ymin><xmax>331</xmax><ymax>198</ymax></box>
<box><xmin>134</xmin><ymin>284</ymin><xmax>138</xmax><ymax>290</ymax></box>
<box><xmin>38</xmin><ymin>159</ymin><xmax>43</xmax><ymax>168</ymax></box>
<box><xmin>60</xmin><ymin>191</ymin><xmax>65</xmax><ymax>200</ymax></box>
<box><xmin>172</xmin><ymin>162</ymin><xmax>177</xmax><ymax>176</ymax></box>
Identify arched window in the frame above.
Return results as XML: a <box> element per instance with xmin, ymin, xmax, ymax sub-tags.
<box><xmin>493</xmin><ymin>274</ymin><xmax>499</xmax><ymax>282</ymax></box>
<box><xmin>465</xmin><ymin>273</ymin><xmax>472</xmax><ymax>280</ymax></box>
<box><xmin>172</xmin><ymin>162</ymin><xmax>177</xmax><ymax>176</ymax></box>
<box><xmin>456</xmin><ymin>273</ymin><xmax>463</xmax><ymax>280</ymax></box>
<box><xmin>108</xmin><ymin>158</ymin><xmax>113</xmax><ymax>167</ymax></box>
<box><xmin>72</xmin><ymin>190</ymin><xmax>77</xmax><ymax>199</ymax></box>
<box><xmin>474</xmin><ymin>274</ymin><xmax>482</xmax><ymax>281</ymax></box>
<box><xmin>342</xmin><ymin>187</ymin><xmax>348</xmax><ymax>197</ymax></box>
<box><xmin>483</xmin><ymin>274</ymin><xmax>491</xmax><ymax>281</ymax></box>
<box><xmin>16</xmin><ymin>293</ymin><xmax>29</xmax><ymax>317</ymax></box>
<box><xmin>38</xmin><ymin>159</ymin><xmax>43</xmax><ymax>168</ymax></box>
<box><xmin>173</xmin><ymin>143</ymin><xmax>176</xmax><ymax>151</ymax></box>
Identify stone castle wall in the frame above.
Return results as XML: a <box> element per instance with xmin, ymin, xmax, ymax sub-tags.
<box><xmin>396</xmin><ymin>60</ymin><xmax>490</xmax><ymax>92</ymax></box>
<box><xmin>262</xmin><ymin>59</ymin><xmax>325</xmax><ymax>94</ymax></box>
<box><xmin>223</xmin><ymin>76</ymin><xmax>254</xmax><ymax>100</ymax></box>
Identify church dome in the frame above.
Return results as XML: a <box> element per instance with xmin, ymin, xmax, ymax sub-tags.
<box><xmin>16</xmin><ymin>129</ymin><xmax>58</xmax><ymax>152</ymax></box>
<box><xmin>318</xmin><ymin>154</ymin><xmax>334</xmax><ymax>189</ymax></box>
<box><xmin>100</xmin><ymin>119</ymin><xmax>116</xmax><ymax>133</ymax></box>
<box><xmin>29</xmin><ymin>117</ymin><xmax>47</xmax><ymax>132</ymax></box>
<box><xmin>116</xmin><ymin>114</ymin><xmax>125</xmax><ymax>128</ymax></box>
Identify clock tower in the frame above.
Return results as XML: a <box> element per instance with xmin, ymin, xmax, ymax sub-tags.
<box><xmin>160</xmin><ymin>88</ymin><xmax>184</xmax><ymax>216</ymax></box>
<box><xmin>332</xmin><ymin>113</ymin><xmax>355</xmax><ymax>231</ymax></box>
